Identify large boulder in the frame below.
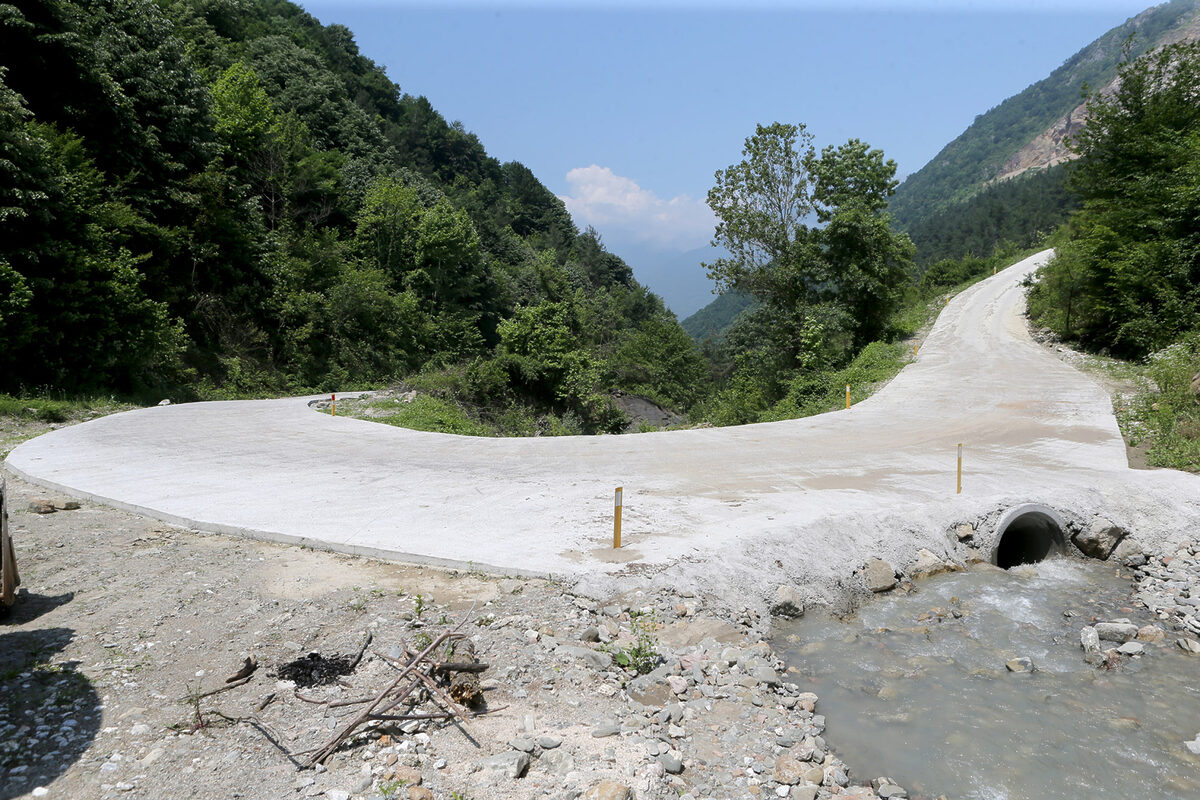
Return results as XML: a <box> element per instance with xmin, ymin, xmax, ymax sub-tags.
<box><xmin>770</xmin><ymin>584</ymin><xmax>805</xmax><ymax>618</ymax></box>
<box><xmin>1072</xmin><ymin>517</ymin><xmax>1128</xmax><ymax>560</ymax></box>
<box><xmin>864</xmin><ymin>558</ymin><xmax>897</xmax><ymax>593</ymax></box>
<box><xmin>1095</xmin><ymin>621</ymin><xmax>1139</xmax><ymax>643</ymax></box>
<box><xmin>909</xmin><ymin>548</ymin><xmax>953</xmax><ymax>580</ymax></box>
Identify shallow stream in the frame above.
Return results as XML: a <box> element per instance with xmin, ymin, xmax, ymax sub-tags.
<box><xmin>777</xmin><ymin>558</ymin><xmax>1200</xmax><ymax>799</ymax></box>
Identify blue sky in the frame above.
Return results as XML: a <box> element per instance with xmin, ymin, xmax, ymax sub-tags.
<box><xmin>299</xmin><ymin>0</ymin><xmax>1162</xmax><ymax>314</ymax></box>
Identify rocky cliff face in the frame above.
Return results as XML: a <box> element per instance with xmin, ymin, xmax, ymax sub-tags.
<box><xmin>993</xmin><ymin>10</ymin><xmax>1200</xmax><ymax>184</ymax></box>
<box><xmin>992</xmin><ymin>102</ymin><xmax>1090</xmax><ymax>182</ymax></box>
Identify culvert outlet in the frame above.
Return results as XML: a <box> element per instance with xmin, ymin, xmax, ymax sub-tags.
<box><xmin>992</xmin><ymin>504</ymin><xmax>1067</xmax><ymax>569</ymax></box>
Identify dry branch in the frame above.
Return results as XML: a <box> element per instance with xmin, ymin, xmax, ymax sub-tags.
<box><xmin>304</xmin><ymin>622</ymin><xmax>463</xmax><ymax>766</ymax></box>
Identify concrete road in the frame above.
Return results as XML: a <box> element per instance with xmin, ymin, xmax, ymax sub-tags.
<box><xmin>6</xmin><ymin>251</ymin><xmax>1199</xmax><ymax>602</ymax></box>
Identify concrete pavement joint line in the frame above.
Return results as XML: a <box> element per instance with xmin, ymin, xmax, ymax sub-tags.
<box><xmin>7</xmin><ymin>249</ymin><xmax>1200</xmax><ymax>610</ymax></box>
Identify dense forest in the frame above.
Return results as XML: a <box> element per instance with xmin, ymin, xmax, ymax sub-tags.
<box><xmin>904</xmin><ymin>165</ymin><xmax>1079</xmax><ymax>267</ymax></box>
<box><xmin>0</xmin><ymin>0</ymin><xmax>709</xmax><ymax>433</ymax></box>
<box><xmin>0</xmin><ymin>0</ymin><xmax>1064</xmax><ymax>439</ymax></box>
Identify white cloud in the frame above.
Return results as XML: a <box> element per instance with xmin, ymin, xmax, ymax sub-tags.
<box><xmin>558</xmin><ymin>165</ymin><xmax>716</xmax><ymax>251</ymax></box>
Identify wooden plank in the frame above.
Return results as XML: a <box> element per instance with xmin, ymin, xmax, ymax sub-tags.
<box><xmin>1</xmin><ymin>477</ymin><xmax>18</xmax><ymax>607</ymax></box>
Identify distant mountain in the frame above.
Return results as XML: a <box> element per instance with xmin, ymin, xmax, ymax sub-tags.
<box><xmin>610</xmin><ymin>242</ymin><xmax>728</xmax><ymax>318</ymax></box>
<box><xmin>891</xmin><ymin>0</ymin><xmax>1200</xmax><ymax>234</ymax></box>
<box><xmin>681</xmin><ymin>292</ymin><xmax>756</xmax><ymax>342</ymax></box>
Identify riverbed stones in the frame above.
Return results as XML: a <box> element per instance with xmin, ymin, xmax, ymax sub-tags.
<box><xmin>1094</xmin><ymin>621</ymin><xmax>1139</xmax><ymax>643</ymax></box>
<box><xmin>657</xmin><ymin>751</ymin><xmax>683</xmax><ymax>774</ymax></box>
<box><xmin>557</xmin><ymin>644</ymin><xmax>613</xmax><ymax>670</ymax></box>
<box><xmin>1116</xmin><ymin>641</ymin><xmax>1144</xmax><ymax>656</ymax></box>
<box><xmin>584</xmin><ymin>780</ymin><xmax>631</xmax><ymax>800</ymax></box>
<box><xmin>1072</xmin><ymin>517</ymin><xmax>1129</xmax><ymax>560</ymax></box>
<box><xmin>591</xmin><ymin>720</ymin><xmax>621</xmax><ymax>738</ymax></box>
<box><xmin>539</xmin><ymin>749</ymin><xmax>575</xmax><ymax>775</ymax></box>
<box><xmin>864</xmin><ymin>559</ymin><xmax>897</xmax><ymax>593</ymax></box>
<box><xmin>1177</xmin><ymin>637</ymin><xmax>1200</xmax><ymax>654</ymax></box>
<box><xmin>507</xmin><ymin>736</ymin><xmax>536</xmax><ymax>753</ymax></box>
<box><xmin>774</xmin><ymin>754</ymin><xmax>806</xmax><ymax>784</ymax></box>
<box><xmin>771</xmin><ymin>585</ymin><xmax>805</xmax><ymax>618</ymax></box>
<box><xmin>1005</xmin><ymin>657</ymin><xmax>1034</xmax><ymax>673</ymax></box>
<box><xmin>479</xmin><ymin>751</ymin><xmax>529</xmax><ymax>779</ymax></box>
<box><xmin>627</xmin><ymin>676</ymin><xmax>672</xmax><ymax>707</ymax></box>
<box><xmin>909</xmin><ymin>549</ymin><xmax>952</xmax><ymax>580</ymax></box>
<box><xmin>1080</xmin><ymin>626</ymin><xmax>1101</xmax><ymax>655</ymax></box>
<box><xmin>1136</xmin><ymin>625</ymin><xmax>1166</xmax><ymax>643</ymax></box>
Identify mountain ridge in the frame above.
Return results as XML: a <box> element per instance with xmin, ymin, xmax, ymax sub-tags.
<box><xmin>889</xmin><ymin>0</ymin><xmax>1200</xmax><ymax>231</ymax></box>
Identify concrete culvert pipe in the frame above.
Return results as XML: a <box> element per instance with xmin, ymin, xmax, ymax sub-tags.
<box><xmin>993</xmin><ymin>504</ymin><xmax>1067</xmax><ymax>569</ymax></box>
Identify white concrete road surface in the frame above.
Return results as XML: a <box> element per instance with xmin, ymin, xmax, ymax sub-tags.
<box><xmin>7</xmin><ymin>250</ymin><xmax>1200</xmax><ymax>605</ymax></box>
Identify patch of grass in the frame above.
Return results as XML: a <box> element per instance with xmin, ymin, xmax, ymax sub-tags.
<box><xmin>1114</xmin><ymin>334</ymin><xmax>1200</xmax><ymax>472</ymax></box>
<box><xmin>375</xmin><ymin>395</ymin><xmax>493</xmax><ymax>437</ymax></box>
<box><xmin>765</xmin><ymin>340</ymin><xmax>909</xmax><ymax>421</ymax></box>
<box><xmin>611</xmin><ymin>611</ymin><xmax>661</xmax><ymax>675</ymax></box>
<box><xmin>378</xmin><ymin>778</ymin><xmax>409</xmax><ymax>799</ymax></box>
<box><xmin>0</xmin><ymin>393</ymin><xmax>129</xmax><ymax>423</ymax></box>
<box><xmin>0</xmin><ymin>393</ymin><xmax>137</xmax><ymax>457</ymax></box>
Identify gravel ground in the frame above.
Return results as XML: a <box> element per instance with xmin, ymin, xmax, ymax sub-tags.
<box><xmin>1</xmin><ymin>472</ymin><xmax>887</xmax><ymax>800</ymax></box>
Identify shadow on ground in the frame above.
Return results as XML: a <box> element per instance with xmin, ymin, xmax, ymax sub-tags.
<box><xmin>1</xmin><ymin>592</ymin><xmax>100</xmax><ymax>800</ymax></box>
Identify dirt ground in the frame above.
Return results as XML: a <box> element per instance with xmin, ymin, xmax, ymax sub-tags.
<box><xmin>1</xmin><ymin>466</ymin><xmax>864</xmax><ymax>800</ymax></box>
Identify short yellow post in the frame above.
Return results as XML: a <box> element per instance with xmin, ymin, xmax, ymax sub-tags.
<box><xmin>845</xmin><ymin>384</ymin><xmax>851</xmax><ymax>410</ymax></box>
<box><xmin>331</xmin><ymin>392</ymin><xmax>336</xmax><ymax>416</ymax></box>
<box><xmin>613</xmin><ymin>487</ymin><xmax>623</xmax><ymax>549</ymax></box>
<box><xmin>914</xmin><ymin>344</ymin><xmax>919</xmax><ymax>356</ymax></box>
<box><xmin>956</xmin><ymin>443</ymin><xmax>963</xmax><ymax>494</ymax></box>
<box><xmin>945</xmin><ymin>295</ymin><xmax>949</xmax><ymax>306</ymax></box>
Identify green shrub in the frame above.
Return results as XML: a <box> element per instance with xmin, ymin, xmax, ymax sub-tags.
<box><xmin>376</xmin><ymin>395</ymin><xmax>492</xmax><ymax>436</ymax></box>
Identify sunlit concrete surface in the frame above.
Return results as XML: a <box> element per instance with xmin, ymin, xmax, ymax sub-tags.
<box><xmin>7</xmin><ymin>251</ymin><xmax>1200</xmax><ymax>602</ymax></box>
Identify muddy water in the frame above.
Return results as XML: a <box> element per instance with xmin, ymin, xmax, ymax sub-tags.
<box><xmin>777</xmin><ymin>559</ymin><xmax>1200</xmax><ymax>799</ymax></box>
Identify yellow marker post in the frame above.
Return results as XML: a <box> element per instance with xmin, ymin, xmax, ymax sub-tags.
<box><xmin>956</xmin><ymin>443</ymin><xmax>963</xmax><ymax>494</ymax></box>
<box><xmin>845</xmin><ymin>384</ymin><xmax>851</xmax><ymax>410</ymax></box>
<box><xmin>914</xmin><ymin>344</ymin><xmax>919</xmax><ymax>356</ymax></box>
<box><xmin>331</xmin><ymin>392</ymin><xmax>336</xmax><ymax>417</ymax></box>
<box><xmin>613</xmin><ymin>487</ymin><xmax>623</xmax><ymax>549</ymax></box>
<box><xmin>945</xmin><ymin>295</ymin><xmax>950</xmax><ymax>306</ymax></box>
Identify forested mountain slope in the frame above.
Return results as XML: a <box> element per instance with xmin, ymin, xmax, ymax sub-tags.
<box><xmin>891</xmin><ymin>0</ymin><xmax>1200</xmax><ymax>235</ymax></box>
<box><xmin>0</xmin><ymin>0</ymin><xmax>702</xmax><ymax>431</ymax></box>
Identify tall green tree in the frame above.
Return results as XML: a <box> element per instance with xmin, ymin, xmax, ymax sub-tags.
<box><xmin>704</xmin><ymin>122</ymin><xmax>912</xmax><ymax>361</ymax></box>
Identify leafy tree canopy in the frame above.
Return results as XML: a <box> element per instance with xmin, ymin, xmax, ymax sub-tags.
<box><xmin>704</xmin><ymin>122</ymin><xmax>914</xmax><ymax>357</ymax></box>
